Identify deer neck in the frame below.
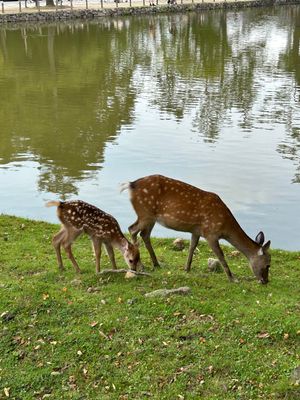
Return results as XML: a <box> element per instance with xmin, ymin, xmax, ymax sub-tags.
<box><xmin>225</xmin><ymin>223</ymin><xmax>259</xmax><ymax>260</ymax></box>
<box><xmin>113</xmin><ymin>235</ymin><xmax>129</xmax><ymax>254</ymax></box>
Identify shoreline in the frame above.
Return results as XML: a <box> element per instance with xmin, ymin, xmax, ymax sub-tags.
<box><xmin>1</xmin><ymin>214</ymin><xmax>299</xmax><ymax>252</ymax></box>
<box><xmin>0</xmin><ymin>0</ymin><xmax>299</xmax><ymax>24</ymax></box>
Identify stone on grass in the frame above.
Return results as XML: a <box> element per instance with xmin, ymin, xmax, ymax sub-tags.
<box><xmin>173</xmin><ymin>238</ymin><xmax>185</xmax><ymax>251</ymax></box>
<box><xmin>145</xmin><ymin>287</ymin><xmax>191</xmax><ymax>298</ymax></box>
<box><xmin>207</xmin><ymin>258</ymin><xmax>223</xmax><ymax>273</ymax></box>
<box><xmin>291</xmin><ymin>366</ymin><xmax>300</xmax><ymax>384</ymax></box>
<box><xmin>125</xmin><ymin>271</ymin><xmax>137</xmax><ymax>279</ymax></box>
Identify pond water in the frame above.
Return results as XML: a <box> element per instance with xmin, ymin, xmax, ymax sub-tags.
<box><xmin>0</xmin><ymin>5</ymin><xmax>300</xmax><ymax>250</ymax></box>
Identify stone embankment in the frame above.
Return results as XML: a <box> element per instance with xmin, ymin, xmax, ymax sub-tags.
<box><xmin>0</xmin><ymin>0</ymin><xmax>299</xmax><ymax>24</ymax></box>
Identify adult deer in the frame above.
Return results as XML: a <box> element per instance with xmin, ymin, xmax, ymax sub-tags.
<box><xmin>121</xmin><ymin>175</ymin><xmax>271</xmax><ymax>284</ymax></box>
<box><xmin>46</xmin><ymin>200</ymin><xmax>141</xmax><ymax>274</ymax></box>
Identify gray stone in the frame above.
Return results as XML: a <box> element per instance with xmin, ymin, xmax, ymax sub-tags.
<box><xmin>291</xmin><ymin>366</ymin><xmax>300</xmax><ymax>384</ymax></box>
<box><xmin>207</xmin><ymin>258</ymin><xmax>223</xmax><ymax>273</ymax></box>
<box><xmin>145</xmin><ymin>286</ymin><xmax>191</xmax><ymax>298</ymax></box>
<box><xmin>173</xmin><ymin>238</ymin><xmax>185</xmax><ymax>251</ymax></box>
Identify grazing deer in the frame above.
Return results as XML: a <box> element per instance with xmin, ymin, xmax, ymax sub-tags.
<box><xmin>121</xmin><ymin>175</ymin><xmax>271</xmax><ymax>284</ymax></box>
<box><xmin>46</xmin><ymin>200</ymin><xmax>140</xmax><ymax>274</ymax></box>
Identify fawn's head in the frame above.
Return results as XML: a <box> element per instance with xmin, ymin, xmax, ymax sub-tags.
<box><xmin>123</xmin><ymin>242</ymin><xmax>141</xmax><ymax>271</ymax></box>
<box><xmin>249</xmin><ymin>232</ymin><xmax>271</xmax><ymax>284</ymax></box>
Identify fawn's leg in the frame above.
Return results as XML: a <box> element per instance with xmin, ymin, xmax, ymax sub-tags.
<box><xmin>62</xmin><ymin>227</ymin><xmax>83</xmax><ymax>273</ymax></box>
<box><xmin>185</xmin><ymin>233</ymin><xmax>200</xmax><ymax>272</ymax></box>
<box><xmin>104</xmin><ymin>243</ymin><xmax>117</xmax><ymax>269</ymax></box>
<box><xmin>52</xmin><ymin>227</ymin><xmax>67</xmax><ymax>271</ymax></box>
<box><xmin>91</xmin><ymin>237</ymin><xmax>102</xmax><ymax>274</ymax></box>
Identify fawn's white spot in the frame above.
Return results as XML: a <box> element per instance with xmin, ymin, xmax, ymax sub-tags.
<box><xmin>143</xmin><ymin>188</ymin><xmax>148</xmax><ymax>194</ymax></box>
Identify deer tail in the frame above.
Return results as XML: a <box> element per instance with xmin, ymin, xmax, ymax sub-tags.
<box><xmin>120</xmin><ymin>182</ymin><xmax>131</xmax><ymax>194</ymax></box>
<box><xmin>45</xmin><ymin>200</ymin><xmax>61</xmax><ymax>208</ymax></box>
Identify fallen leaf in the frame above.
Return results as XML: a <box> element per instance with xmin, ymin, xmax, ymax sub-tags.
<box><xmin>90</xmin><ymin>321</ymin><xmax>98</xmax><ymax>328</ymax></box>
<box><xmin>4</xmin><ymin>388</ymin><xmax>10</xmax><ymax>398</ymax></box>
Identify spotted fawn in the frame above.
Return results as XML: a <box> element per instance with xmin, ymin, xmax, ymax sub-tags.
<box><xmin>46</xmin><ymin>200</ymin><xmax>141</xmax><ymax>274</ymax></box>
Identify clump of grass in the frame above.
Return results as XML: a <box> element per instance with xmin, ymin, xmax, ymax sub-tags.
<box><xmin>0</xmin><ymin>215</ymin><xmax>300</xmax><ymax>399</ymax></box>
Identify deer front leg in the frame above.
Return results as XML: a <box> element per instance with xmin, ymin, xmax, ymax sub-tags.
<box><xmin>92</xmin><ymin>237</ymin><xmax>102</xmax><ymax>274</ymax></box>
<box><xmin>104</xmin><ymin>243</ymin><xmax>117</xmax><ymax>269</ymax></box>
<box><xmin>185</xmin><ymin>233</ymin><xmax>200</xmax><ymax>272</ymax></box>
<box><xmin>207</xmin><ymin>239</ymin><xmax>235</xmax><ymax>282</ymax></box>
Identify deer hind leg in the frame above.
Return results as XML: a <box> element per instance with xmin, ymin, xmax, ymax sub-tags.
<box><xmin>128</xmin><ymin>219</ymin><xmax>142</xmax><ymax>243</ymax></box>
<box><xmin>185</xmin><ymin>233</ymin><xmax>200</xmax><ymax>272</ymax></box>
<box><xmin>207</xmin><ymin>239</ymin><xmax>234</xmax><ymax>282</ymax></box>
<box><xmin>129</xmin><ymin>219</ymin><xmax>158</xmax><ymax>268</ymax></box>
<box><xmin>104</xmin><ymin>243</ymin><xmax>117</xmax><ymax>270</ymax></box>
<box><xmin>91</xmin><ymin>237</ymin><xmax>102</xmax><ymax>274</ymax></box>
<box><xmin>62</xmin><ymin>227</ymin><xmax>83</xmax><ymax>274</ymax></box>
<box><xmin>52</xmin><ymin>227</ymin><xmax>67</xmax><ymax>271</ymax></box>
<box><xmin>140</xmin><ymin>223</ymin><xmax>160</xmax><ymax>268</ymax></box>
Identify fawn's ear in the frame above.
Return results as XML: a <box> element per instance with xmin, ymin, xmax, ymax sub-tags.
<box><xmin>263</xmin><ymin>240</ymin><xmax>271</xmax><ymax>252</ymax></box>
<box><xmin>255</xmin><ymin>231</ymin><xmax>265</xmax><ymax>246</ymax></box>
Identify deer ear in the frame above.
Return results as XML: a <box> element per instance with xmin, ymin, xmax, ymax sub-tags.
<box><xmin>255</xmin><ymin>231</ymin><xmax>265</xmax><ymax>245</ymax></box>
<box><xmin>263</xmin><ymin>240</ymin><xmax>271</xmax><ymax>252</ymax></box>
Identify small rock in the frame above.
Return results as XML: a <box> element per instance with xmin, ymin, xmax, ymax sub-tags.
<box><xmin>207</xmin><ymin>258</ymin><xmax>223</xmax><ymax>273</ymax></box>
<box><xmin>87</xmin><ymin>286</ymin><xmax>100</xmax><ymax>293</ymax></box>
<box><xmin>125</xmin><ymin>271</ymin><xmax>137</xmax><ymax>279</ymax></box>
<box><xmin>127</xmin><ymin>298</ymin><xmax>137</xmax><ymax>305</ymax></box>
<box><xmin>145</xmin><ymin>287</ymin><xmax>191</xmax><ymax>298</ymax></box>
<box><xmin>1</xmin><ymin>311</ymin><xmax>16</xmax><ymax>322</ymax></box>
<box><xmin>71</xmin><ymin>279</ymin><xmax>82</xmax><ymax>286</ymax></box>
<box><xmin>291</xmin><ymin>366</ymin><xmax>300</xmax><ymax>384</ymax></box>
<box><xmin>173</xmin><ymin>238</ymin><xmax>185</xmax><ymax>251</ymax></box>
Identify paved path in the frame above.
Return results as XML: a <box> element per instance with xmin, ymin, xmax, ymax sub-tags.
<box><xmin>1</xmin><ymin>0</ymin><xmax>256</xmax><ymax>15</ymax></box>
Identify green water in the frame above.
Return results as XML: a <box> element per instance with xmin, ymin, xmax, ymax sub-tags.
<box><xmin>0</xmin><ymin>5</ymin><xmax>300</xmax><ymax>249</ymax></box>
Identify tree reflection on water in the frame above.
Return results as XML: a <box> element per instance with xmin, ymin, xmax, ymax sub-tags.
<box><xmin>0</xmin><ymin>5</ymin><xmax>300</xmax><ymax>196</ymax></box>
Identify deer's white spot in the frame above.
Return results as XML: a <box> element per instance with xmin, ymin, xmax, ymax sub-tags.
<box><xmin>143</xmin><ymin>188</ymin><xmax>148</xmax><ymax>194</ymax></box>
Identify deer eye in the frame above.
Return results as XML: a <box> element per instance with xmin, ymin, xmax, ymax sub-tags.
<box><xmin>129</xmin><ymin>259</ymin><xmax>133</xmax><ymax>263</ymax></box>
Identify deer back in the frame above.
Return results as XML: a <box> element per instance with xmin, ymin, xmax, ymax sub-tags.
<box><xmin>57</xmin><ymin>200</ymin><xmax>123</xmax><ymax>241</ymax></box>
<box><xmin>128</xmin><ymin>175</ymin><xmax>236</xmax><ymax>237</ymax></box>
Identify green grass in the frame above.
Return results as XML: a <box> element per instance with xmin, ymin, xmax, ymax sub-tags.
<box><xmin>0</xmin><ymin>215</ymin><xmax>300</xmax><ymax>400</ymax></box>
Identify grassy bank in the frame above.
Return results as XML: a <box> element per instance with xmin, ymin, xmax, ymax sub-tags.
<box><xmin>0</xmin><ymin>215</ymin><xmax>300</xmax><ymax>399</ymax></box>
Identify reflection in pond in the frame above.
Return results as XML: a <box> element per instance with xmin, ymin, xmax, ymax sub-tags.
<box><xmin>0</xmin><ymin>5</ymin><xmax>300</xmax><ymax>249</ymax></box>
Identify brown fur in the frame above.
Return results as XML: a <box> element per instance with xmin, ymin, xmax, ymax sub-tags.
<box><xmin>46</xmin><ymin>200</ymin><xmax>140</xmax><ymax>274</ymax></box>
<box><xmin>124</xmin><ymin>175</ymin><xmax>271</xmax><ymax>283</ymax></box>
